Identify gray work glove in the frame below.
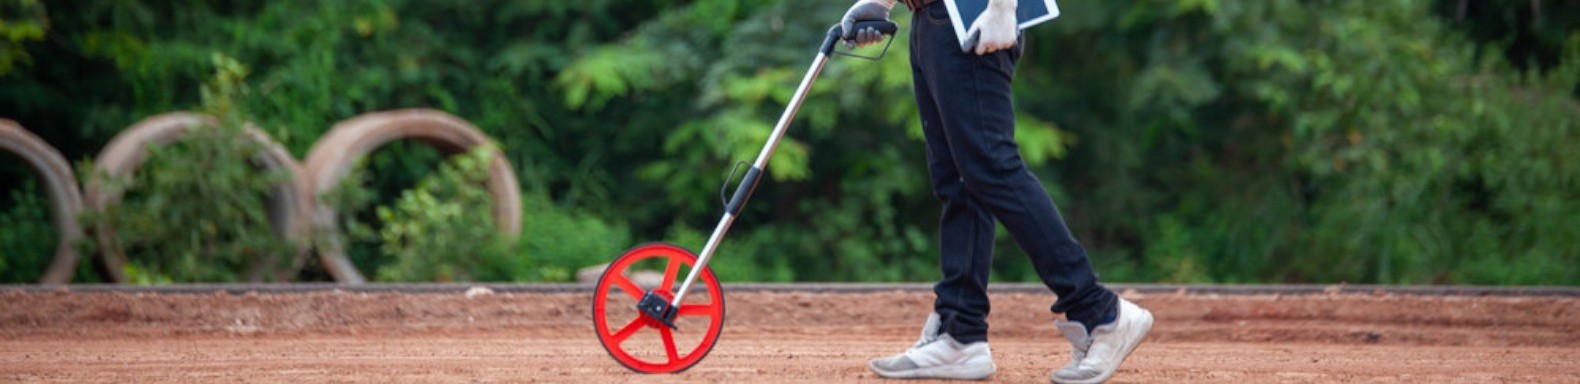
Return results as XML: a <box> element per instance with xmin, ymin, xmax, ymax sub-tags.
<box><xmin>840</xmin><ymin>0</ymin><xmax>896</xmax><ymax>49</ymax></box>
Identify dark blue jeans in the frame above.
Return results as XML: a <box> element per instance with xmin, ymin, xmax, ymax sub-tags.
<box><xmin>909</xmin><ymin>3</ymin><xmax>1117</xmax><ymax>344</ymax></box>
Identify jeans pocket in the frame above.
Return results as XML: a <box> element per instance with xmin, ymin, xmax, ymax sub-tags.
<box><xmin>923</xmin><ymin>3</ymin><xmax>952</xmax><ymax>25</ymax></box>
<box><xmin>979</xmin><ymin>42</ymin><xmax>1020</xmax><ymax>79</ymax></box>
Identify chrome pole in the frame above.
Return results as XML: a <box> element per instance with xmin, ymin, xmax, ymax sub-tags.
<box><xmin>671</xmin><ymin>52</ymin><xmax>831</xmax><ymax>306</ymax></box>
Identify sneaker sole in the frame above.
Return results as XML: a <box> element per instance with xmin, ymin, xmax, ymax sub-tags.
<box><xmin>870</xmin><ymin>361</ymin><xmax>996</xmax><ymax>380</ymax></box>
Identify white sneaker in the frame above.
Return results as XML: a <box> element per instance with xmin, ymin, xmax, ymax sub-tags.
<box><xmin>1050</xmin><ymin>298</ymin><xmax>1153</xmax><ymax>384</ymax></box>
<box><xmin>869</xmin><ymin>312</ymin><xmax>996</xmax><ymax>380</ymax></box>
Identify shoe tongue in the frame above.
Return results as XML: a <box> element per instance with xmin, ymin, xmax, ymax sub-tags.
<box><xmin>916</xmin><ymin>312</ymin><xmax>943</xmax><ymax>346</ymax></box>
<box><xmin>1054</xmin><ymin>320</ymin><xmax>1089</xmax><ymax>345</ymax></box>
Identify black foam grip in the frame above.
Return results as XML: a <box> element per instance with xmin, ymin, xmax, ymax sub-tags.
<box><xmin>831</xmin><ymin>20</ymin><xmax>900</xmax><ymax>40</ymax></box>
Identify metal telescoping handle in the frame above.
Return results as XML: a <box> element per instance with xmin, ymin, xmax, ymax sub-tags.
<box><xmin>672</xmin><ymin>52</ymin><xmax>831</xmax><ymax>308</ymax></box>
<box><xmin>670</xmin><ymin>20</ymin><xmax>901</xmax><ymax>308</ymax></box>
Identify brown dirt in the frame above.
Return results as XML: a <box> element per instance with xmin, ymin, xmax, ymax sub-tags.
<box><xmin>2</xmin><ymin>288</ymin><xmax>1578</xmax><ymax>383</ymax></box>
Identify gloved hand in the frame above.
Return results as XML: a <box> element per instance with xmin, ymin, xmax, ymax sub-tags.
<box><xmin>840</xmin><ymin>0</ymin><xmax>896</xmax><ymax>49</ymax></box>
<box><xmin>970</xmin><ymin>0</ymin><xmax>1017</xmax><ymax>55</ymax></box>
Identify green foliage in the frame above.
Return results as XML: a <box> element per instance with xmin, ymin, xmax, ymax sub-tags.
<box><xmin>1272</xmin><ymin>1</ymin><xmax>1580</xmax><ymax>285</ymax></box>
<box><xmin>0</xmin><ymin>0</ymin><xmax>47</xmax><ymax>75</ymax></box>
<box><xmin>329</xmin><ymin>147</ymin><xmax>632</xmax><ymax>283</ymax></box>
<box><xmin>4</xmin><ymin>0</ymin><xmax>1577</xmax><ymax>285</ymax></box>
<box><xmin>1046</xmin><ymin>0</ymin><xmax>1579</xmax><ymax>285</ymax></box>
<box><xmin>510</xmin><ymin>190</ymin><xmax>632</xmax><ymax>282</ymax></box>
<box><xmin>0</xmin><ymin>179</ymin><xmax>54</xmax><ymax>283</ymax></box>
<box><xmin>78</xmin><ymin>54</ymin><xmax>295</xmax><ymax>283</ymax></box>
<box><xmin>370</xmin><ymin>148</ymin><xmax>502</xmax><ymax>282</ymax></box>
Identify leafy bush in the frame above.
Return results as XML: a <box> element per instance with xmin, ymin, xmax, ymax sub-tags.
<box><xmin>368</xmin><ymin>148</ymin><xmax>501</xmax><ymax>282</ymax></box>
<box><xmin>506</xmin><ymin>190</ymin><xmax>633</xmax><ymax>282</ymax></box>
<box><xmin>1052</xmin><ymin>0</ymin><xmax>1580</xmax><ymax>285</ymax></box>
<box><xmin>78</xmin><ymin>54</ymin><xmax>295</xmax><ymax>283</ymax></box>
<box><xmin>5</xmin><ymin>0</ymin><xmax>1577</xmax><ymax>285</ymax></box>
<box><xmin>0</xmin><ymin>179</ymin><xmax>55</xmax><ymax>283</ymax></box>
<box><xmin>328</xmin><ymin>147</ymin><xmax>631</xmax><ymax>282</ymax></box>
<box><xmin>0</xmin><ymin>0</ymin><xmax>47</xmax><ymax>76</ymax></box>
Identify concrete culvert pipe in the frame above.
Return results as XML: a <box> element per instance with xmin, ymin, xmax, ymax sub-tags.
<box><xmin>0</xmin><ymin>120</ymin><xmax>86</xmax><ymax>285</ymax></box>
<box><xmin>82</xmin><ymin>112</ymin><xmax>313</xmax><ymax>283</ymax></box>
<box><xmin>304</xmin><ymin>109</ymin><xmax>521</xmax><ymax>284</ymax></box>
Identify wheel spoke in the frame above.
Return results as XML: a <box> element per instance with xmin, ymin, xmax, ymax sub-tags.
<box><xmin>676</xmin><ymin>303</ymin><xmax>718</xmax><ymax>317</ymax></box>
<box><xmin>609</xmin><ymin>317</ymin><xmax>644</xmax><ymax>345</ymax></box>
<box><xmin>659</xmin><ymin>257</ymin><xmax>681</xmax><ymax>292</ymax></box>
<box><xmin>658</xmin><ymin>326</ymin><xmax>680</xmax><ymax>363</ymax></box>
<box><xmin>611</xmin><ymin>274</ymin><xmax>644</xmax><ymax>300</ymax></box>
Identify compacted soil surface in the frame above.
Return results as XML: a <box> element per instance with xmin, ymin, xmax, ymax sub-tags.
<box><xmin>2</xmin><ymin>287</ymin><xmax>1577</xmax><ymax>383</ymax></box>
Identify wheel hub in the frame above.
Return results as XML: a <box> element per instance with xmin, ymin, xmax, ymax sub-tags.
<box><xmin>636</xmin><ymin>290</ymin><xmax>679</xmax><ymax>329</ymax></box>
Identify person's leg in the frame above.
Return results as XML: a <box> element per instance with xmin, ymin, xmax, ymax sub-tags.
<box><xmin>911</xmin><ymin>4</ymin><xmax>995</xmax><ymax>345</ymax></box>
<box><xmin>909</xmin><ymin>2</ymin><xmax>1116</xmax><ymax>329</ymax></box>
<box><xmin>866</xmin><ymin>8</ymin><xmax>999</xmax><ymax>379</ymax></box>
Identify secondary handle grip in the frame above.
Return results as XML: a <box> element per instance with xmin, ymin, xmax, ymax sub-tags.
<box><xmin>822</xmin><ymin>20</ymin><xmax>900</xmax><ymax>55</ymax></box>
<box><xmin>830</xmin><ymin>20</ymin><xmax>901</xmax><ymax>40</ymax></box>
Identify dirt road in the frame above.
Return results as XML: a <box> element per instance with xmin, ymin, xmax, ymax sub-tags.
<box><xmin>3</xmin><ymin>288</ymin><xmax>1577</xmax><ymax>383</ymax></box>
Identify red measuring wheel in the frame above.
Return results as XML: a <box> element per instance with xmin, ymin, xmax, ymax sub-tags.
<box><xmin>592</xmin><ymin>243</ymin><xmax>725</xmax><ymax>373</ymax></box>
